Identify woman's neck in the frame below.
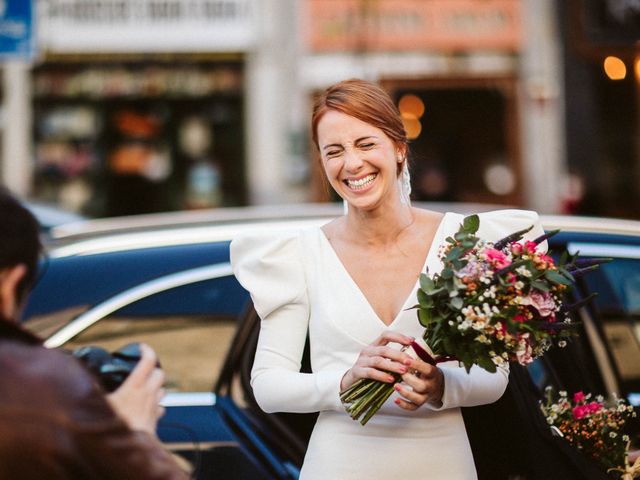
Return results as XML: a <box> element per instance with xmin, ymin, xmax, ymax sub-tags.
<box><xmin>343</xmin><ymin>201</ymin><xmax>414</xmax><ymax>247</ymax></box>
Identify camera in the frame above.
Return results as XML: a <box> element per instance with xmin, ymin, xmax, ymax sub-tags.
<box><xmin>71</xmin><ymin>342</ymin><xmax>158</xmax><ymax>392</ymax></box>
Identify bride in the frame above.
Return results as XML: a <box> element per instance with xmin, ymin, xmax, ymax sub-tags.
<box><xmin>231</xmin><ymin>78</ymin><xmax>544</xmax><ymax>479</ymax></box>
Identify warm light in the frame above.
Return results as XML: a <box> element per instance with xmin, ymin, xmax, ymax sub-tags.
<box><xmin>483</xmin><ymin>164</ymin><xmax>516</xmax><ymax>196</ymax></box>
<box><xmin>401</xmin><ymin>113</ymin><xmax>422</xmax><ymax>139</ymax></box>
<box><xmin>635</xmin><ymin>58</ymin><xmax>640</xmax><ymax>81</ymax></box>
<box><xmin>398</xmin><ymin>94</ymin><xmax>425</xmax><ymax>119</ymax></box>
<box><xmin>604</xmin><ymin>56</ymin><xmax>627</xmax><ymax>80</ymax></box>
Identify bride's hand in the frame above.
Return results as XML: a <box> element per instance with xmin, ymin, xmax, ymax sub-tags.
<box><xmin>340</xmin><ymin>331</ymin><xmax>415</xmax><ymax>391</ymax></box>
<box><xmin>393</xmin><ymin>357</ymin><xmax>445</xmax><ymax>410</ymax></box>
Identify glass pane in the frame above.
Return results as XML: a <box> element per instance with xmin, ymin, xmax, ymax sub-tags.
<box><xmin>63</xmin><ymin>277</ymin><xmax>243</xmax><ymax>392</ymax></box>
<box><xmin>66</xmin><ymin>314</ymin><xmax>235</xmax><ymax>392</ymax></box>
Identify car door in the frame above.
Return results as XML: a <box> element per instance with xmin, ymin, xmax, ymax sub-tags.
<box><xmin>24</xmin><ymin>243</ymin><xmax>298</xmax><ymax>479</ymax></box>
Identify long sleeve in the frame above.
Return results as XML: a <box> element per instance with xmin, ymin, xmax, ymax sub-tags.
<box><xmin>231</xmin><ymin>232</ymin><xmax>344</xmax><ymax>414</ymax></box>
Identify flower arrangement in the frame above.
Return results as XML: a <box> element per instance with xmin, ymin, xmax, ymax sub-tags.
<box><xmin>540</xmin><ymin>388</ymin><xmax>638</xmax><ymax>478</ymax></box>
<box><xmin>340</xmin><ymin>215</ymin><xmax>605</xmax><ymax>425</ymax></box>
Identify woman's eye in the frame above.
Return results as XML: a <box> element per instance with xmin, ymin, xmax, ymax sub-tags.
<box><xmin>326</xmin><ymin>150</ymin><xmax>341</xmax><ymax>157</ymax></box>
<box><xmin>359</xmin><ymin>143</ymin><xmax>375</xmax><ymax>149</ymax></box>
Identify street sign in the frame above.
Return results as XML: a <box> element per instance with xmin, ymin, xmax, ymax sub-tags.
<box><xmin>0</xmin><ymin>0</ymin><xmax>34</xmax><ymax>60</ymax></box>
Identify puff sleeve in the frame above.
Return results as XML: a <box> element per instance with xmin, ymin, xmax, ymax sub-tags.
<box><xmin>230</xmin><ymin>232</ymin><xmax>344</xmax><ymax>414</ymax></box>
<box><xmin>428</xmin><ymin>209</ymin><xmax>546</xmax><ymax>410</ymax></box>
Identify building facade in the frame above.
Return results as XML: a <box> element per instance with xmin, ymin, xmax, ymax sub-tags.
<box><xmin>1</xmin><ymin>0</ymin><xmax>571</xmax><ymax>216</ymax></box>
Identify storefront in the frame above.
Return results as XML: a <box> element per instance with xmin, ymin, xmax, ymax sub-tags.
<box><xmin>30</xmin><ymin>0</ymin><xmax>253</xmax><ymax>216</ymax></box>
<box><xmin>32</xmin><ymin>60</ymin><xmax>245</xmax><ymax>216</ymax></box>
<box><xmin>559</xmin><ymin>0</ymin><xmax>640</xmax><ymax>219</ymax></box>
<box><xmin>301</xmin><ymin>0</ymin><xmax>560</xmax><ymax>211</ymax></box>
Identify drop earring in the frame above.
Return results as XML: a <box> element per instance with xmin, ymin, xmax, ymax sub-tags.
<box><xmin>398</xmin><ymin>159</ymin><xmax>412</xmax><ymax>205</ymax></box>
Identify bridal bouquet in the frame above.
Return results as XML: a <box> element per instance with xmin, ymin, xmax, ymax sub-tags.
<box><xmin>540</xmin><ymin>388</ymin><xmax>638</xmax><ymax>478</ymax></box>
<box><xmin>341</xmin><ymin>215</ymin><xmax>605</xmax><ymax>425</ymax></box>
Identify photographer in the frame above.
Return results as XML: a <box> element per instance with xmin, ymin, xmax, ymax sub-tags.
<box><xmin>0</xmin><ymin>188</ymin><xmax>187</xmax><ymax>479</ymax></box>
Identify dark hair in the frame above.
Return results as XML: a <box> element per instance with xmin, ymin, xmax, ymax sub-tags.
<box><xmin>311</xmin><ymin>79</ymin><xmax>408</xmax><ymax>165</ymax></box>
<box><xmin>0</xmin><ymin>188</ymin><xmax>42</xmax><ymax>302</ymax></box>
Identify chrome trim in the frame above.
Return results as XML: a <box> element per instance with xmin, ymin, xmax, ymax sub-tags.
<box><xmin>44</xmin><ymin>263</ymin><xmax>233</xmax><ymax>348</ymax></box>
<box><xmin>579</xmin><ymin>307</ymin><xmax>620</xmax><ymax>399</ymax></box>
<box><xmin>543</xmin><ymin>215</ymin><xmax>640</xmax><ymax>237</ymax></box>
<box><xmin>48</xmin><ymin>220</ymin><xmax>331</xmax><ymax>258</ymax></box>
<box><xmin>567</xmin><ymin>242</ymin><xmax>640</xmax><ymax>259</ymax></box>
<box><xmin>161</xmin><ymin>392</ymin><xmax>216</xmax><ymax>407</ymax></box>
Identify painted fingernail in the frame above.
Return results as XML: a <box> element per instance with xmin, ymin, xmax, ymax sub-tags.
<box><xmin>399</xmin><ymin>366</ymin><xmax>407</xmax><ymax>373</ymax></box>
<box><xmin>403</xmin><ymin>359</ymin><xmax>412</xmax><ymax>366</ymax></box>
<box><xmin>394</xmin><ymin>384</ymin><xmax>401</xmax><ymax>391</ymax></box>
<box><xmin>394</xmin><ymin>398</ymin><xmax>401</xmax><ymax>404</ymax></box>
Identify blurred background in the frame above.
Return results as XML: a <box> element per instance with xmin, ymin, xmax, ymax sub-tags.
<box><xmin>0</xmin><ymin>0</ymin><xmax>638</xmax><ymax>219</ymax></box>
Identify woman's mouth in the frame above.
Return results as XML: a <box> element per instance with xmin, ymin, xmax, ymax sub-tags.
<box><xmin>344</xmin><ymin>174</ymin><xmax>377</xmax><ymax>190</ymax></box>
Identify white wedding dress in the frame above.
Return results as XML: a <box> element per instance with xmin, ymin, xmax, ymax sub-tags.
<box><xmin>231</xmin><ymin>209</ymin><xmax>546</xmax><ymax>480</ymax></box>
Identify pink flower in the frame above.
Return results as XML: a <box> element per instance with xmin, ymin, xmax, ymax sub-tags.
<box><xmin>572</xmin><ymin>405</ymin><xmax>587</xmax><ymax>419</ymax></box>
<box><xmin>484</xmin><ymin>248</ymin><xmax>511</xmax><ymax>268</ymax></box>
<box><xmin>525</xmin><ymin>241</ymin><xmax>538</xmax><ymax>253</ymax></box>
<box><xmin>521</xmin><ymin>290</ymin><xmax>556</xmax><ymax>317</ymax></box>
<box><xmin>539</xmin><ymin>254</ymin><xmax>555</xmax><ymax>266</ymax></box>
<box><xmin>515</xmin><ymin>334</ymin><xmax>533</xmax><ymax>364</ymax></box>
<box><xmin>510</xmin><ymin>243</ymin><xmax>523</xmax><ymax>255</ymax></box>
<box><xmin>573</xmin><ymin>391</ymin><xmax>586</xmax><ymax>403</ymax></box>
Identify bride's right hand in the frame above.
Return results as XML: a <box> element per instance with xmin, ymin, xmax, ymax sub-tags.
<box><xmin>340</xmin><ymin>331</ymin><xmax>415</xmax><ymax>391</ymax></box>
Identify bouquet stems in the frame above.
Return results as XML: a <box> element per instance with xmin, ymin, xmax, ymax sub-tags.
<box><xmin>340</xmin><ymin>341</ymin><xmax>441</xmax><ymax>426</ymax></box>
<box><xmin>340</xmin><ymin>374</ymin><xmax>400</xmax><ymax>426</ymax></box>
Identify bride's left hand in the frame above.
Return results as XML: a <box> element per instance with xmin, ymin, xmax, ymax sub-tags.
<box><xmin>393</xmin><ymin>357</ymin><xmax>444</xmax><ymax>410</ymax></box>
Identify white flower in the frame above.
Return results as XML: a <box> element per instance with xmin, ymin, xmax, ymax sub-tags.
<box><xmin>623</xmin><ymin>435</ymin><xmax>630</xmax><ymax>442</ymax></box>
<box><xmin>492</xmin><ymin>356</ymin><xmax>505</xmax><ymax>366</ymax></box>
<box><xmin>609</xmin><ymin>432</ymin><xmax>617</xmax><ymax>438</ymax></box>
<box><xmin>516</xmin><ymin>266</ymin><xmax>532</xmax><ymax>277</ymax></box>
<box><xmin>558</xmin><ymin>340</ymin><xmax>567</xmax><ymax>348</ymax></box>
<box><xmin>515</xmin><ymin>281</ymin><xmax>524</xmax><ymax>290</ymax></box>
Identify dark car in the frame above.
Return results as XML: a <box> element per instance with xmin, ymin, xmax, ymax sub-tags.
<box><xmin>21</xmin><ymin>207</ymin><xmax>640</xmax><ymax>479</ymax></box>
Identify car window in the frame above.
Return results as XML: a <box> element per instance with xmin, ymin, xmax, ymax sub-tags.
<box><xmin>63</xmin><ymin>277</ymin><xmax>246</xmax><ymax>392</ymax></box>
<box><xmin>582</xmin><ymin>257</ymin><xmax>640</xmax><ymax>400</ymax></box>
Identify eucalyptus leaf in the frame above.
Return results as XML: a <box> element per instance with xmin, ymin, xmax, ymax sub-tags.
<box><xmin>545</xmin><ymin>270</ymin><xmax>572</xmax><ymax>286</ymax></box>
<box><xmin>450</xmin><ymin>296</ymin><xmax>464</xmax><ymax>309</ymax></box>
<box><xmin>531</xmin><ymin>280</ymin><xmax>550</xmax><ymax>292</ymax></box>
<box><xmin>420</xmin><ymin>273</ymin><xmax>435</xmax><ymax>292</ymax></box>
<box><xmin>418</xmin><ymin>308</ymin><xmax>432</xmax><ymax>327</ymax></box>
<box><xmin>462</xmin><ymin>214</ymin><xmax>480</xmax><ymax>233</ymax></box>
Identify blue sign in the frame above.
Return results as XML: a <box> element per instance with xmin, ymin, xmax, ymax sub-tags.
<box><xmin>0</xmin><ymin>0</ymin><xmax>34</xmax><ymax>60</ymax></box>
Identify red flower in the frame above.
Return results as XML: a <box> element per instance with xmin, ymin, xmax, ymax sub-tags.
<box><xmin>524</xmin><ymin>241</ymin><xmax>538</xmax><ymax>253</ymax></box>
<box><xmin>513</xmin><ymin>313</ymin><xmax>528</xmax><ymax>323</ymax></box>
<box><xmin>573</xmin><ymin>391</ymin><xmax>586</xmax><ymax>403</ymax></box>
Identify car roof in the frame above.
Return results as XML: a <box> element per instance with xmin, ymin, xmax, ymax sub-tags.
<box><xmin>46</xmin><ymin>203</ymin><xmax>640</xmax><ymax>258</ymax></box>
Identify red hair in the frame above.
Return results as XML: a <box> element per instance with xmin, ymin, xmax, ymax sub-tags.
<box><xmin>311</xmin><ymin>79</ymin><xmax>408</xmax><ymax>156</ymax></box>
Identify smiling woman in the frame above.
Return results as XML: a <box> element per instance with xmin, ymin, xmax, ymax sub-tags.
<box><xmin>229</xmin><ymin>79</ymin><xmax>554</xmax><ymax>480</ymax></box>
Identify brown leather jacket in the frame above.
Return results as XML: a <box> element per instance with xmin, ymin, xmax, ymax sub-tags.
<box><xmin>0</xmin><ymin>319</ymin><xmax>189</xmax><ymax>480</ymax></box>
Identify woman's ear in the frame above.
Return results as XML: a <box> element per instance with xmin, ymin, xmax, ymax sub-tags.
<box><xmin>0</xmin><ymin>264</ymin><xmax>27</xmax><ymax>321</ymax></box>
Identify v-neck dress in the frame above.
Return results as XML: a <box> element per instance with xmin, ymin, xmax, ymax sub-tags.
<box><xmin>230</xmin><ymin>209</ymin><xmax>546</xmax><ymax>480</ymax></box>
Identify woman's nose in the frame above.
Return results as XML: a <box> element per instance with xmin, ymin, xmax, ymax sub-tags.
<box><xmin>343</xmin><ymin>148</ymin><xmax>364</xmax><ymax>172</ymax></box>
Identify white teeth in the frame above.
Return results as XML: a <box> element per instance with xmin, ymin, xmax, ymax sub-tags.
<box><xmin>346</xmin><ymin>174</ymin><xmax>376</xmax><ymax>189</ymax></box>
